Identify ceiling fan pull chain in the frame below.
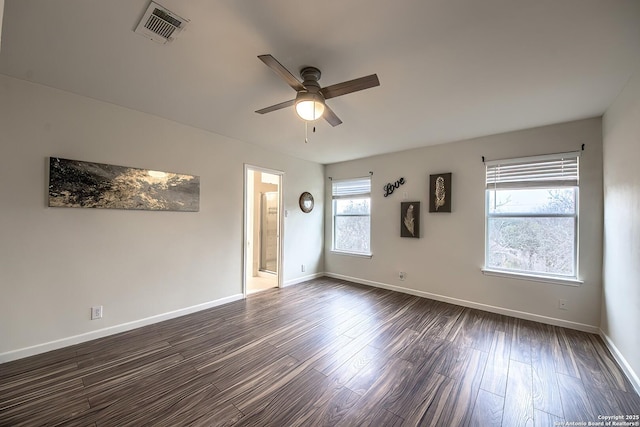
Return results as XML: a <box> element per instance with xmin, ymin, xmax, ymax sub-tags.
<box><xmin>303</xmin><ymin>123</ymin><xmax>317</xmax><ymax>143</ymax></box>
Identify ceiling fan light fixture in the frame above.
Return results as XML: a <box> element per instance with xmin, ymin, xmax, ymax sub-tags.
<box><xmin>295</xmin><ymin>91</ymin><xmax>325</xmax><ymax>121</ymax></box>
<box><xmin>256</xmin><ymin>55</ymin><xmax>379</xmax><ymax>127</ymax></box>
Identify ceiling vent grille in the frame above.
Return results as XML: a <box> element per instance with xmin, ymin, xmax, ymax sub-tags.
<box><xmin>134</xmin><ymin>2</ymin><xmax>188</xmax><ymax>44</ymax></box>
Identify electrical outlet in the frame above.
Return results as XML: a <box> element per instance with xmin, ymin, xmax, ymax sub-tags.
<box><xmin>558</xmin><ymin>299</ymin><xmax>568</xmax><ymax>310</ymax></box>
<box><xmin>91</xmin><ymin>305</ymin><xmax>103</xmax><ymax>320</ymax></box>
<box><xmin>399</xmin><ymin>271</ymin><xmax>406</xmax><ymax>281</ymax></box>
<box><xmin>301</xmin><ymin>264</ymin><xmax>305</xmax><ymax>272</ymax></box>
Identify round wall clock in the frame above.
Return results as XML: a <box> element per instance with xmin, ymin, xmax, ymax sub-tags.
<box><xmin>299</xmin><ymin>192</ymin><xmax>314</xmax><ymax>213</ymax></box>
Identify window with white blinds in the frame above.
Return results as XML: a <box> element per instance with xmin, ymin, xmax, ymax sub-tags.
<box><xmin>332</xmin><ymin>177</ymin><xmax>371</xmax><ymax>256</ymax></box>
<box><xmin>484</xmin><ymin>152</ymin><xmax>580</xmax><ymax>281</ymax></box>
<box><xmin>332</xmin><ymin>178</ymin><xmax>371</xmax><ymax>199</ymax></box>
<box><xmin>485</xmin><ymin>152</ymin><xmax>579</xmax><ymax>189</ymax></box>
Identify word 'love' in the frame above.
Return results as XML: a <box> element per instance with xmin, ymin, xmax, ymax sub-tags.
<box><xmin>384</xmin><ymin>178</ymin><xmax>405</xmax><ymax>197</ymax></box>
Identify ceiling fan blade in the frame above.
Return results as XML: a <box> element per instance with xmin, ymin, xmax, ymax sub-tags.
<box><xmin>320</xmin><ymin>74</ymin><xmax>380</xmax><ymax>100</ymax></box>
<box><xmin>255</xmin><ymin>99</ymin><xmax>296</xmax><ymax>114</ymax></box>
<box><xmin>323</xmin><ymin>104</ymin><xmax>343</xmax><ymax>127</ymax></box>
<box><xmin>258</xmin><ymin>54</ymin><xmax>306</xmax><ymax>92</ymax></box>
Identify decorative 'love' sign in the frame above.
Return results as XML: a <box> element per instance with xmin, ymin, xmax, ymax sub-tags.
<box><xmin>383</xmin><ymin>177</ymin><xmax>405</xmax><ymax>197</ymax></box>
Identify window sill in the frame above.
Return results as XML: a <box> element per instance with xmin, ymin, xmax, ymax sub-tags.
<box><xmin>481</xmin><ymin>268</ymin><xmax>583</xmax><ymax>287</ymax></box>
<box><xmin>330</xmin><ymin>250</ymin><xmax>373</xmax><ymax>259</ymax></box>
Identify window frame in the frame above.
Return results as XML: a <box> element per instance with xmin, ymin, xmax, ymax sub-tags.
<box><xmin>483</xmin><ymin>152</ymin><xmax>582</xmax><ymax>285</ymax></box>
<box><xmin>331</xmin><ymin>177</ymin><xmax>372</xmax><ymax>257</ymax></box>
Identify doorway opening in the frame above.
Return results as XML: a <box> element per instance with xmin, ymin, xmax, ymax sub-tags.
<box><xmin>244</xmin><ymin>165</ymin><xmax>283</xmax><ymax>296</ymax></box>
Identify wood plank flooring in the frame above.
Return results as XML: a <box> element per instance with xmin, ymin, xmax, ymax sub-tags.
<box><xmin>1</xmin><ymin>277</ymin><xmax>639</xmax><ymax>426</ymax></box>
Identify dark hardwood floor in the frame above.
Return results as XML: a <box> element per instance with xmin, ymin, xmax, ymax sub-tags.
<box><xmin>1</xmin><ymin>277</ymin><xmax>639</xmax><ymax>426</ymax></box>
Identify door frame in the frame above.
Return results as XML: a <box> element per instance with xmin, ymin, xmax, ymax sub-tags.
<box><xmin>243</xmin><ymin>164</ymin><xmax>284</xmax><ymax>297</ymax></box>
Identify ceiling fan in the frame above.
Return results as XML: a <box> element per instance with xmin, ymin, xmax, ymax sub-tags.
<box><xmin>255</xmin><ymin>54</ymin><xmax>380</xmax><ymax>126</ymax></box>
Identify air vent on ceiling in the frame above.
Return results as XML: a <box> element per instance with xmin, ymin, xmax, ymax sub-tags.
<box><xmin>134</xmin><ymin>2</ymin><xmax>189</xmax><ymax>44</ymax></box>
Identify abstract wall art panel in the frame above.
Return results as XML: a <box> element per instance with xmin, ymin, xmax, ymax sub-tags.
<box><xmin>401</xmin><ymin>201</ymin><xmax>420</xmax><ymax>238</ymax></box>
<box><xmin>429</xmin><ymin>172</ymin><xmax>452</xmax><ymax>213</ymax></box>
<box><xmin>48</xmin><ymin>157</ymin><xmax>200</xmax><ymax>211</ymax></box>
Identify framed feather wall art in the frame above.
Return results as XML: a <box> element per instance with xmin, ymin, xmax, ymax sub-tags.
<box><xmin>401</xmin><ymin>202</ymin><xmax>420</xmax><ymax>238</ymax></box>
<box><xmin>429</xmin><ymin>173</ymin><xmax>451</xmax><ymax>213</ymax></box>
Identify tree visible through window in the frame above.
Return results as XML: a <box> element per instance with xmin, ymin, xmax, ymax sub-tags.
<box><xmin>332</xmin><ymin>178</ymin><xmax>371</xmax><ymax>255</ymax></box>
<box><xmin>485</xmin><ymin>153</ymin><xmax>579</xmax><ymax>279</ymax></box>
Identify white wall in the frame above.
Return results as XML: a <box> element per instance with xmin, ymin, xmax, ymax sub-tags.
<box><xmin>602</xmin><ymin>70</ymin><xmax>640</xmax><ymax>387</ymax></box>
<box><xmin>325</xmin><ymin>118</ymin><xmax>603</xmax><ymax>330</ymax></box>
<box><xmin>0</xmin><ymin>74</ymin><xmax>324</xmax><ymax>360</ymax></box>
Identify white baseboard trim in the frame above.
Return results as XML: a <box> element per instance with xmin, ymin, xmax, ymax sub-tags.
<box><xmin>599</xmin><ymin>330</ymin><xmax>640</xmax><ymax>395</ymax></box>
<box><xmin>0</xmin><ymin>294</ymin><xmax>244</xmax><ymax>364</ymax></box>
<box><xmin>283</xmin><ymin>272</ymin><xmax>325</xmax><ymax>287</ymax></box>
<box><xmin>324</xmin><ymin>273</ymin><xmax>599</xmax><ymax>334</ymax></box>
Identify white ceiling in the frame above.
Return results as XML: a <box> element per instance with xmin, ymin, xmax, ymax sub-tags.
<box><xmin>1</xmin><ymin>0</ymin><xmax>639</xmax><ymax>164</ymax></box>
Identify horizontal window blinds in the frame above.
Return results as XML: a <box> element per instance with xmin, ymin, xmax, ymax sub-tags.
<box><xmin>332</xmin><ymin>177</ymin><xmax>371</xmax><ymax>199</ymax></box>
<box><xmin>486</xmin><ymin>152</ymin><xmax>579</xmax><ymax>189</ymax></box>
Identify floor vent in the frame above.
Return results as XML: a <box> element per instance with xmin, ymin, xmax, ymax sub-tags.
<box><xmin>134</xmin><ymin>2</ymin><xmax>188</xmax><ymax>44</ymax></box>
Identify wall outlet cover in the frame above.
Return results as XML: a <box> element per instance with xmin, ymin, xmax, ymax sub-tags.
<box><xmin>91</xmin><ymin>306</ymin><xmax>103</xmax><ymax>320</ymax></box>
